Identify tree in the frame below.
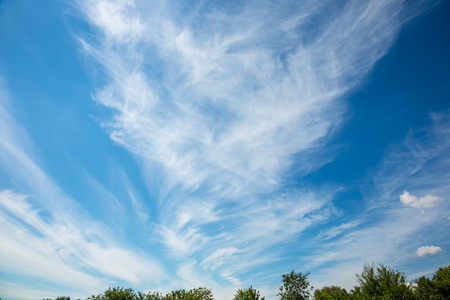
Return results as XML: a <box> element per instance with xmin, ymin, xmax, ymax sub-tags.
<box><xmin>163</xmin><ymin>290</ymin><xmax>185</xmax><ymax>300</ymax></box>
<box><xmin>150</xmin><ymin>288</ymin><xmax>214</xmax><ymax>300</ymax></box>
<box><xmin>433</xmin><ymin>265</ymin><xmax>450</xmax><ymax>298</ymax></box>
<box><xmin>355</xmin><ymin>263</ymin><xmax>414</xmax><ymax>299</ymax></box>
<box><xmin>187</xmin><ymin>287</ymin><xmax>214</xmax><ymax>300</ymax></box>
<box><xmin>88</xmin><ymin>287</ymin><xmax>213</xmax><ymax>300</ymax></box>
<box><xmin>278</xmin><ymin>270</ymin><xmax>313</xmax><ymax>300</ymax></box>
<box><xmin>314</xmin><ymin>286</ymin><xmax>348</xmax><ymax>300</ymax></box>
<box><xmin>414</xmin><ymin>276</ymin><xmax>437</xmax><ymax>299</ymax></box>
<box><xmin>138</xmin><ymin>291</ymin><xmax>164</xmax><ymax>300</ymax></box>
<box><xmin>233</xmin><ymin>286</ymin><xmax>265</xmax><ymax>300</ymax></box>
<box><xmin>88</xmin><ymin>287</ymin><xmax>137</xmax><ymax>300</ymax></box>
<box><xmin>414</xmin><ymin>265</ymin><xmax>450</xmax><ymax>299</ymax></box>
<box><xmin>347</xmin><ymin>286</ymin><xmax>362</xmax><ymax>299</ymax></box>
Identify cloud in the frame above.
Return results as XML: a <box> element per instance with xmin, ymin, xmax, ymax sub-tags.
<box><xmin>308</xmin><ymin>113</ymin><xmax>450</xmax><ymax>289</ymax></box>
<box><xmin>0</xmin><ymin>190</ymin><xmax>106</xmax><ymax>293</ymax></box>
<box><xmin>400</xmin><ymin>191</ymin><xmax>441</xmax><ymax>209</ymax></box>
<box><xmin>201</xmin><ymin>247</ymin><xmax>241</xmax><ymax>272</ymax></box>
<box><xmin>0</xmin><ymin>280</ymin><xmax>86</xmax><ymax>300</ymax></box>
<box><xmin>0</xmin><ymin>1</ymin><xmax>444</xmax><ymax>298</ymax></box>
<box><xmin>76</xmin><ymin>0</ymin><xmax>404</xmax><ymax>198</ymax></box>
<box><xmin>70</xmin><ymin>0</ymin><xmax>440</xmax><ymax>294</ymax></box>
<box><xmin>0</xmin><ymin>82</ymin><xmax>167</xmax><ymax>297</ymax></box>
<box><xmin>369</xmin><ymin>112</ymin><xmax>450</xmax><ymax>209</ymax></box>
<box><xmin>0</xmin><ymin>189</ymin><xmax>167</xmax><ymax>289</ymax></box>
<box><xmin>316</xmin><ymin>220</ymin><xmax>361</xmax><ymax>240</ymax></box>
<box><xmin>415</xmin><ymin>246</ymin><xmax>442</xmax><ymax>257</ymax></box>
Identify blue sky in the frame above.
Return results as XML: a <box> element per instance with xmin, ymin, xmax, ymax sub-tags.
<box><xmin>0</xmin><ymin>0</ymin><xmax>449</xmax><ymax>299</ymax></box>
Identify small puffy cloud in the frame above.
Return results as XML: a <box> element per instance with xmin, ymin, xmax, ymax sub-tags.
<box><xmin>400</xmin><ymin>191</ymin><xmax>441</xmax><ymax>209</ymax></box>
<box><xmin>416</xmin><ymin>246</ymin><xmax>442</xmax><ymax>257</ymax></box>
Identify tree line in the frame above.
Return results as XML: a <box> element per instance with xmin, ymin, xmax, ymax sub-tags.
<box><xmin>33</xmin><ymin>263</ymin><xmax>449</xmax><ymax>299</ymax></box>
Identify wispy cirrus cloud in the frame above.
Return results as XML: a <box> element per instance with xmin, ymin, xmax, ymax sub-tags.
<box><xmin>0</xmin><ymin>81</ymin><xmax>167</xmax><ymax>298</ymax></box>
<box><xmin>0</xmin><ymin>189</ymin><xmax>167</xmax><ymax>290</ymax></box>
<box><xmin>72</xmin><ymin>0</ymin><xmax>437</xmax><ymax>291</ymax></box>
<box><xmin>309</xmin><ymin>112</ymin><xmax>450</xmax><ymax>289</ymax></box>
<box><xmin>0</xmin><ymin>0</ymin><xmax>446</xmax><ymax>298</ymax></box>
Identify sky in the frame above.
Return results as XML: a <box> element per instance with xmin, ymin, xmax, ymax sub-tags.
<box><xmin>0</xmin><ymin>0</ymin><xmax>449</xmax><ymax>299</ymax></box>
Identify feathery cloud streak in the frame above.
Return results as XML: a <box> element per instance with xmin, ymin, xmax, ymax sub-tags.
<box><xmin>0</xmin><ymin>80</ymin><xmax>166</xmax><ymax>297</ymax></box>
<box><xmin>71</xmin><ymin>0</ymin><xmax>434</xmax><ymax>287</ymax></box>
<box><xmin>308</xmin><ymin>112</ymin><xmax>450</xmax><ymax>289</ymax></box>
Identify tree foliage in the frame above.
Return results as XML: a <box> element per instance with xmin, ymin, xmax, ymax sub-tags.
<box><xmin>414</xmin><ymin>265</ymin><xmax>450</xmax><ymax>299</ymax></box>
<box><xmin>88</xmin><ymin>287</ymin><xmax>137</xmax><ymax>300</ymax></box>
<box><xmin>39</xmin><ymin>264</ymin><xmax>450</xmax><ymax>300</ymax></box>
<box><xmin>233</xmin><ymin>286</ymin><xmax>265</xmax><ymax>300</ymax></box>
<box><xmin>314</xmin><ymin>286</ymin><xmax>348</xmax><ymax>300</ymax></box>
<box><xmin>278</xmin><ymin>270</ymin><xmax>313</xmax><ymax>300</ymax></box>
<box><xmin>138</xmin><ymin>291</ymin><xmax>164</xmax><ymax>300</ymax></box>
<box><xmin>86</xmin><ymin>287</ymin><xmax>213</xmax><ymax>300</ymax></box>
<box><xmin>161</xmin><ymin>288</ymin><xmax>214</xmax><ymax>300</ymax></box>
<box><xmin>355</xmin><ymin>263</ymin><xmax>414</xmax><ymax>299</ymax></box>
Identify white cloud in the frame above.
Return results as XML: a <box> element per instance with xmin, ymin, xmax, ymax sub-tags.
<box><xmin>74</xmin><ymin>0</ymin><xmax>414</xmax><ymax>251</ymax></box>
<box><xmin>0</xmin><ymin>85</ymin><xmax>167</xmax><ymax>296</ymax></box>
<box><xmin>0</xmin><ymin>1</ymin><xmax>444</xmax><ymax>298</ymax></box>
<box><xmin>316</xmin><ymin>220</ymin><xmax>361</xmax><ymax>240</ymax></box>
<box><xmin>120</xmin><ymin>171</ymin><xmax>151</xmax><ymax>223</ymax></box>
<box><xmin>201</xmin><ymin>247</ymin><xmax>241</xmax><ymax>272</ymax></box>
<box><xmin>370</xmin><ymin>112</ymin><xmax>450</xmax><ymax>209</ymax></box>
<box><xmin>308</xmin><ymin>113</ymin><xmax>450</xmax><ymax>290</ymax></box>
<box><xmin>0</xmin><ymin>191</ymin><xmax>106</xmax><ymax>294</ymax></box>
<box><xmin>0</xmin><ymin>190</ymin><xmax>166</xmax><ymax>288</ymax></box>
<box><xmin>74</xmin><ymin>0</ymin><xmax>412</xmax><ymax>200</ymax></box>
<box><xmin>400</xmin><ymin>191</ymin><xmax>441</xmax><ymax>209</ymax></box>
<box><xmin>68</xmin><ymin>1</ymin><xmax>441</xmax><ymax>295</ymax></box>
<box><xmin>415</xmin><ymin>246</ymin><xmax>442</xmax><ymax>257</ymax></box>
<box><xmin>0</xmin><ymin>280</ymin><xmax>85</xmax><ymax>300</ymax></box>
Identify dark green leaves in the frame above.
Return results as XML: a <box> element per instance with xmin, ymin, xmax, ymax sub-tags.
<box><xmin>278</xmin><ymin>270</ymin><xmax>313</xmax><ymax>300</ymax></box>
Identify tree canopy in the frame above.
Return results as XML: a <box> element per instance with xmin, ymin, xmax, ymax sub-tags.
<box><xmin>233</xmin><ymin>286</ymin><xmax>265</xmax><ymax>300</ymax></box>
<box><xmin>414</xmin><ymin>265</ymin><xmax>450</xmax><ymax>299</ymax></box>
<box><xmin>314</xmin><ymin>286</ymin><xmax>348</xmax><ymax>300</ymax></box>
<box><xmin>355</xmin><ymin>263</ymin><xmax>414</xmax><ymax>299</ymax></box>
<box><xmin>38</xmin><ymin>264</ymin><xmax>450</xmax><ymax>300</ymax></box>
<box><xmin>85</xmin><ymin>287</ymin><xmax>213</xmax><ymax>300</ymax></box>
<box><xmin>278</xmin><ymin>270</ymin><xmax>313</xmax><ymax>300</ymax></box>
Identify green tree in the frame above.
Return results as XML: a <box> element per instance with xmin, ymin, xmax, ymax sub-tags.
<box><xmin>347</xmin><ymin>286</ymin><xmax>362</xmax><ymax>299</ymax></box>
<box><xmin>89</xmin><ymin>287</ymin><xmax>213</xmax><ymax>300</ymax></box>
<box><xmin>314</xmin><ymin>286</ymin><xmax>348</xmax><ymax>300</ymax></box>
<box><xmin>414</xmin><ymin>276</ymin><xmax>436</xmax><ymax>299</ymax></box>
<box><xmin>163</xmin><ymin>290</ymin><xmax>185</xmax><ymax>300</ymax></box>
<box><xmin>433</xmin><ymin>265</ymin><xmax>450</xmax><ymax>298</ymax></box>
<box><xmin>156</xmin><ymin>288</ymin><xmax>213</xmax><ymax>300</ymax></box>
<box><xmin>233</xmin><ymin>286</ymin><xmax>265</xmax><ymax>300</ymax></box>
<box><xmin>278</xmin><ymin>270</ymin><xmax>313</xmax><ymax>300</ymax></box>
<box><xmin>355</xmin><ymin>263</ymin><xmax>413</xmax><ymax>299</ymax></box>
<box><xmin>414</xmin><ymin>265</ymin><xmax>450</xmax><ymax>299</ymax></box>
<box><xmin>88</xmin><ymin>287</ymin><xmax>137</xmax><ymax>300</ymax></box>
<box><xmin>138</xmin><ymin>291</ymin><xmax>164</xmax><ymax>300</ymax></box>
<box><xmin>187</xmin><ymin>287</ymin><xmax>214</xmax><ymax>300</ymax></box>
